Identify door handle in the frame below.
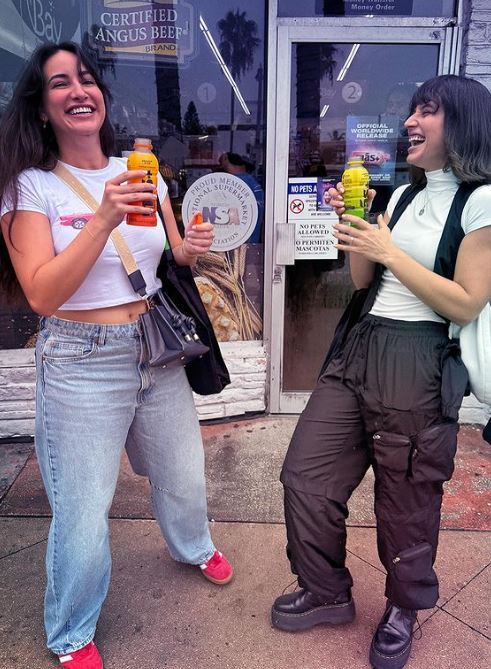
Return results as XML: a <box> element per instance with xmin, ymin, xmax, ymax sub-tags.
<box><xmin>275</xmin><ymin>222</ymin><xmax>295</xmax><ymax>265</ymax></box>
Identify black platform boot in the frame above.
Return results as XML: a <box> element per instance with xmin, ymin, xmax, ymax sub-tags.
<box><xmin>369</xmin><ymin>600</ymin><xmax>417</xmax><ymax>669</ymax></box>
<box><xmin>271</xmin><ymin>588</ymin><xmax>355</xmax><ymax>632</ymax></box>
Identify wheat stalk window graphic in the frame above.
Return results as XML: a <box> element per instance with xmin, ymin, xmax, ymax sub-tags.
<box><xmin>196</xmin><ymin>247</ymin><xmax>262</xmax><ymax>341</ymax></box>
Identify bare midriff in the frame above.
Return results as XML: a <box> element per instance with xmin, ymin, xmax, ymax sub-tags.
<box><xmin>54</xmin><ymin>299</ymin><xmax>148</xmax><ymax>324</ymax></box>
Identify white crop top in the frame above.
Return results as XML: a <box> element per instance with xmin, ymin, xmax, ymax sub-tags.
<box><xmin>370</xmin><ymin>169</ymin><xmax>491</xmax><ymax>322</ymax></box>
<box><xmin>1</xmin><ymin>157</ymin><xmax>167</xmax><ymax>310</ymax></box>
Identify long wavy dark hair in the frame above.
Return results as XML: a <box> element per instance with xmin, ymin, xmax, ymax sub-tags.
<box><xmin>409</xmin><ymin>74</ymin><xmax>491</xmax><ymax>186</ymax></box>
<box><xmin>0</xmin><ymin>41</ymin><xmax>115</xmax><ymax>299</ymax></box>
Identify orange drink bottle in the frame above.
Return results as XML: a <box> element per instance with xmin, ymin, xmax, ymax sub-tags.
<box><xmin>341</xmin><ymin>156</ymin><xmax>369</xmax><ymax>227</ymax></box>
<box><xmin>126</xmin><ymin>137</ymin><xmax>159</xmax><ymax>226</ymax></box>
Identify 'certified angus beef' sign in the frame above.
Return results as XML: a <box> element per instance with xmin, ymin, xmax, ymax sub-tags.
<box><xmin>86</xmin><ymin>0</ymin><xmax>195</xmax><ymax>63</ymax></box>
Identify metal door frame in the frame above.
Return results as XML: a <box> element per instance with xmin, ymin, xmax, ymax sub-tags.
<box><xmin>264</xmin><ymin>11</ymin><xmax>462</xmax><ymax>414</ymax></box>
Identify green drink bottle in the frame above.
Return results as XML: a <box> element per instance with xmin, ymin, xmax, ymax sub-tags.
<box><xmin>342</xmin><ymin>157</ymin><xmax>369</xmax><ymax>225</ymax></box>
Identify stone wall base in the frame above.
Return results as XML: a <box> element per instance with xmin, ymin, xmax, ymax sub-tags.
<box><xmin>0</xmin><ymin>343</ymin><xmax>268</xmax><ymax>438</ymax></box>
<box><xmin>1</xmin><ymin>344</ymin><xmax>488</xmax><ymax>439</ymax></box>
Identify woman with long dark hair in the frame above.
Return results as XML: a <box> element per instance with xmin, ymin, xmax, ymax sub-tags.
<box><xmin>0</xmin><ymin>42</ymin><xmax>233</xmax><ymax>669</ymax></box>
<box><xmin>271</xmin><ymin>75</ymin><xmax>491</xmax><ymax>669</ymax></box>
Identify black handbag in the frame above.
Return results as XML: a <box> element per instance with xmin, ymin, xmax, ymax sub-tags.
<box><xmin>103</xmin><ymin>239</ymin><xmax>212</xmax><ymax>371</ymax></box>
<box><xmin>139</xmin><ymin>288</ymin><xmax>209</xmax><ymax>368</ymax></box>
<box><xmin>105</xmin><ymin>211</ymin><xmax>211</xmax><ymax>371</ymax></box>
<box><xmin>155</xmin><ymin>202</ymin><xmax>231</xmax><ymax>395</ymax></box>
<box><xmin>53</xmin><ymin>163</ymin><xmax>230</xmax><ymax>394</ymax></box>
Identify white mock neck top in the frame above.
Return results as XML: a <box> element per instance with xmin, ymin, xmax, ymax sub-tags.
<box><xmin>370</xmin><ymin>169</ymin><xmax>491</xmax><ymax>322</ymax></box>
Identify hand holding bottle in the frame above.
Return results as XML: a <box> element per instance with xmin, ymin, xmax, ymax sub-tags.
<box><xmin>333</xmin><ymin>211</ymin><xmax>396</xmax><ymax>265</ymax></box>
<box><xmin>92</xmin><ymin>169</ymin><xmax>157</xmax><ymax>234</ymax></box>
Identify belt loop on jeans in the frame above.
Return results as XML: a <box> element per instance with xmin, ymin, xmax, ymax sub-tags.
<box><xmin>96</xmin><ymin>324</ymin><xmax>107</xmax><ymax>346</ymax></box>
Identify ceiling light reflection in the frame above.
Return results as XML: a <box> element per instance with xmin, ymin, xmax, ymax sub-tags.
<box><xmin>337</xmin><ymin>44</ymin><xmax>360</xmax><ymax>82</ymax></box>
<box><xmin>199</xmin><ymin>15</ymin><xmax>251</xmax><ymax>116</ymax></box>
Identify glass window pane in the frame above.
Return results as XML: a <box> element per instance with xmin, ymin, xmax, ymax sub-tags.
<box><xmin>283</xmin><ymin>41</ymin><xmax>439</xmax><ymax>391</ymax></box>
<box><xmin>278</xmin><ymin>0</ymin><xmax>457</xmax><ymax>18</ymax></box>
<box><xmin>0</xmin><ymin>0</ymin><xmax>267</xmax><ymax>348</ymax></box>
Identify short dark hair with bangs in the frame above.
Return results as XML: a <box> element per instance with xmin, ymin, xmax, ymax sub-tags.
<box><xmin>409</xmin><ymin>74</ymin><xmax>491</xmax><ymax>185</ymax></box>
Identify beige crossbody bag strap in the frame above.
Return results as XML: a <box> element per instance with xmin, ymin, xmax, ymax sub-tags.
<box><xmin>52</xmin><ymin>162</ymin><xmax>142</xmax><ymax>285</ymax></box>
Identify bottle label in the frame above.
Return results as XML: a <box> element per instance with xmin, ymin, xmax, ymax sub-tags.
<box><xmin>127</xmin><ymin>149</ymin><xmax>159</xmax><ymax>226</ymax></box>
<box><xmin>344</xmin><ymin>187</ymin><xmax>368</xmax><ymax>222</ymax></box>
<box><xmin>342</xmin><ymin>165</ymin><xmax>369</xmax><ymax>221</ymax></box>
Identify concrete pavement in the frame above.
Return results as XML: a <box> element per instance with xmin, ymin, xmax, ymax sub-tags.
<box><xmin>1</xmin><ymin>416</ymin><xmax>490</xmax><ymax>669</ymax></box>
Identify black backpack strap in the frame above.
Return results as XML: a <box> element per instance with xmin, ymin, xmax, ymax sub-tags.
<box><xmin>387</xmin><ymin>183</ymin><xmax>425</xmax><ymax>231</ymax></box>
<box><xmin>433</xmin><ymin>182</ymin><xmax>485</xmax><ymax>280</ymax></box>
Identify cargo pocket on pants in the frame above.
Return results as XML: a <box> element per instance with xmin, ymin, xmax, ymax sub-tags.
<box><xmin>410</xmin><ymin>422</ymin><xmax>459</xmax><ymax>483</ymax></box>
<box><xmin>373</xmin><ymin>431</ymin><xmax>412</xmax><ymax>476</ymax></box>
<box><xmin>389</xmin><ymin>540</ymin><xmax>438</xmax><ymax>610</ymax></box>
<box><xmin>392</xmin><ymin>542</ymin><xmax>433</xmax><ymax>582</ymax></box>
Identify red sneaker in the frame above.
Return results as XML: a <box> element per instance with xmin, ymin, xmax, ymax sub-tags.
<box><xmin>58</xmin><ymin>641</ymin><xmax>103</xmax><ymax>668</ymax></box>
<box><xmin>199</xmin><ymin>550</ymin><xmax>234</xmax><ymax>585</ymax></box>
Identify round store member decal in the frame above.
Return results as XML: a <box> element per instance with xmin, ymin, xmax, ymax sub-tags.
<box><xmin>182</xmin><ymin>172</ymin><xmax>258</xmax><ymax>251</ymax></box>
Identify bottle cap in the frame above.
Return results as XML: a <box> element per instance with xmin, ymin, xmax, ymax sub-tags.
<box><xmin>348</xmin><ymin>156</ymin><xmax>364</xmax><ymax>164</ymax></box>
<box><xmin>134</xmin><ymin>137</ymin><xmax>152</xmax><ymax>148</ymax></box>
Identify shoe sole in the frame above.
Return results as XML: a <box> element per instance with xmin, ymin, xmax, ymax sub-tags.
<box><xmin>271</xmin><ymin>598</ymin><xmax>356</xmax><ymax>632</ymax></box>
<box><xmin>369</xmin><ymin>639</ymin><xmax>412</xmax><ymax>669</ymax></box>
<box><xmin>202</xmin><ymin>571</ymin><xmax>234</xmax><ymax>585</ymax></box>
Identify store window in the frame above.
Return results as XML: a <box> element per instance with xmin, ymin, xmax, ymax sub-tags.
<box><xmin>278</xmin><ymin>0</ymin><xmax>457</xmax><ymax>17</ymax></box>
<box><xmin>0</xmin><ymin>0</ymin><xmax>266</xmax><ymax>349</ymax></box>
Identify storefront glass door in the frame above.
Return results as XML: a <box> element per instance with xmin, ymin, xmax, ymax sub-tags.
<box><xmin>269</xmin><ymin>24</ymin><xmax>455</xmax><ymax>412</ymax></box>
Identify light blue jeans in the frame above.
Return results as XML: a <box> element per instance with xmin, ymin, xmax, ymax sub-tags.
<box><xmin>35</xmin><ymin>316</ymin><xmax>216</xmax><ymax>654</ymax></box>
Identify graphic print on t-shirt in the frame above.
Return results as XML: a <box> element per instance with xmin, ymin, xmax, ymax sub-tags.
<box><xmin>59</xmin><ymin>213</ymin><xmax>94</xmax><ymax>229</ymax></box>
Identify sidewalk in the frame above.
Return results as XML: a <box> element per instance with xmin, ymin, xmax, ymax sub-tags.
<box><xmin>1</xmin><ymin>416</ymin><xmax>490</xmax><ymax>669</ymax></box>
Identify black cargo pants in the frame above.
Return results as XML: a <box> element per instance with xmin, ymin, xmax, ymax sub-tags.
<box><xmin>280</xmin><ymin>315</ymin><xmax>468</xmax><ymax>611</ymax></box>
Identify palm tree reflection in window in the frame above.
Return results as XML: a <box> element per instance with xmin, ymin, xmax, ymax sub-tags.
<box><xmin>218</xmin><ymin>10</ymin><xmax>260</xmax><ymax>152</ymax></box>
<box><xmin>296</xmin><ymin>44</ymin><xmax>337</xmax><ymax>178</ymax></box>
